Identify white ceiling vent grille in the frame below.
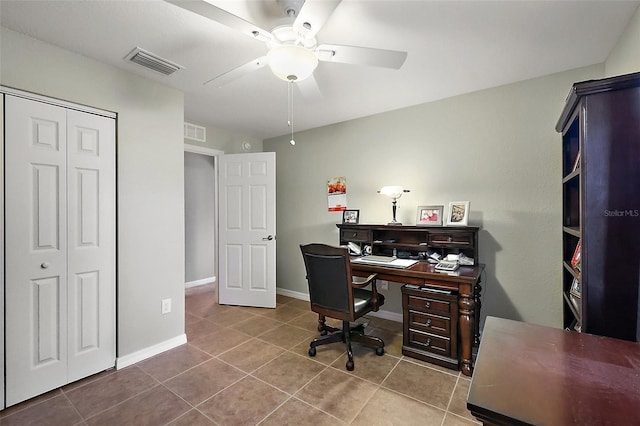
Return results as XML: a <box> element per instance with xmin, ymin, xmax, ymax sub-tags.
<box><xmin>124</xmin><ymin>47</ymin><xmax>184</xmax><ymax>75</ymax></box>
<box><xmin>184</xmin><ymin>122</ymin><xmax>206</xmax><ymax>143</ymax></box>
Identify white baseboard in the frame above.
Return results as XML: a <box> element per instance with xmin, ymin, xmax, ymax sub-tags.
<box><xmin>276</xmin><ymin>288</ymin><xmax>402</xmax><ymax>323</ymax></box>
<box><xmin>185</xmin><ymin>276</ymin><xmax>216</xmax><ymax>288</ymax></box>
<box><xmin>115</xmin><ymin>334</ymin><xmax>187</xmax><ymax>369</ymax></box>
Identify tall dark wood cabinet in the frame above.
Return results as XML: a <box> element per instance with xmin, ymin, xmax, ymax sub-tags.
<box><xmin>556</xmin><ymin>72</ymin><xmax>640</xmax><ymax>342</ymax></box>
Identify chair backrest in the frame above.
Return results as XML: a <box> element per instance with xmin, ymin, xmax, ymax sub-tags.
<box><xmin>300</xmin><ymin>243</ymin><xmax>354</xmax><ymax>319</ymax></box>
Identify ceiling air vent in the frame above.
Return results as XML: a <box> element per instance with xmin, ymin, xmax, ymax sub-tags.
<box><xmin>184</xmin><ymin>122</ymin><xmax>206</xmax><ymax>143</ymax></box>
<box><xmin>124</xmin><ymin>47</ymin><xmax>184</xmax><ymax>75</ymax></box>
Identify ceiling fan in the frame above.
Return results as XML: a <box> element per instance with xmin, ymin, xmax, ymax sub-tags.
<box><xmin>166</xmin><ymin>0</ymin><xmax>408</xmax><ymax>89</ymax></box>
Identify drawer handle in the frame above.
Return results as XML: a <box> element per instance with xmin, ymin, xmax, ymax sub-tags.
<box><xmin>351</xmin><ymin>232</ymin><xmax>357</xmax><ymax>238</ymax></box>
<box><xmin>424</xmin><ymin>301</ymin><xmax>431</xmax><ymax>309</ymax></box>
<box><xmin>425</xmin><ymin>338</ymin><xmax>432</xmax><ymax>347</ymax></box>
<box><xmin>447</xmin><ymin>236</ymin><xmax>453</xmax><ymax>242</ymax></box>
<box><xmin>425</xmin><ymin>318</ymin><xmax>432</xmax><ymax>327</ymax></box>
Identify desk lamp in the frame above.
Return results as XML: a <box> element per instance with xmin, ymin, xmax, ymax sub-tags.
<box><xmin>378</xmin><ymin>186</ymin><xmax>410</xmax><ymax>225</ymax></box>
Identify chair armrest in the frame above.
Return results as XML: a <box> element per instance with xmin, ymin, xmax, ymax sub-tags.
<box><xmin>352</xmin><ymin>273</ymin><xmax>378</xmax><ymax>289</ymax></box>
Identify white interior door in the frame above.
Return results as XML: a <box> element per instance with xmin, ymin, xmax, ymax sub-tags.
<box><xmin>219</xmin><ymin>152</ymin><xmax>276</xmax><ymax>308</ymax></box>
<box><xmin>4</xmin><ymin>95</ymin><xmax>115</xmax><ymax>406</ymax></box>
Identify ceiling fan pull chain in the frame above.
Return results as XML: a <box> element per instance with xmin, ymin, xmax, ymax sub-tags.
<box><xmin>288</xmin><ymin>80</ymin><xmax>296</xmax><ymax>146</ymax></box>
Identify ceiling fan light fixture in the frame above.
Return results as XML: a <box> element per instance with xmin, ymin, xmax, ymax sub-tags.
<box><xmin>267</xmin><ymin>44</ymin><xmax>318</xmax><ymax>82</ymax></box>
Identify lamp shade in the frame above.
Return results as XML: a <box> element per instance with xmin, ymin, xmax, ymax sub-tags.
<box><xmin>267</xmin><ymin>44</ymin><xmax>318</xmax><ymax>82</ymax></box>
<box><xmin>378</xmin><ymin>186</ymin><xmax>405</xmax><ymax>199</ymax></box>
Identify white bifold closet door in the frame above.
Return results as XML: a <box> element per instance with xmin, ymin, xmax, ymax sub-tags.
<box><xmin>4</xmin><ymin>95</ymin><xmax>115</xmax><ymax>407</ymax></box>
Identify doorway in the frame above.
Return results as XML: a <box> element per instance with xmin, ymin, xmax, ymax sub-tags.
<box><xmin>184</xmin><ymin>145</ymin><xmax>222</xmax><ymax>288</ymax></box>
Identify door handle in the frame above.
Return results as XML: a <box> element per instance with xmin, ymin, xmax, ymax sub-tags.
<box><xmin>262</xmin><ymin>235</ymin><xmax>274</xmax><ymax>241</ymax></box>
<box><xmin>41</xmin><ymin>262</ymin><xmax>50</xmax><ymax>269</ymax></box>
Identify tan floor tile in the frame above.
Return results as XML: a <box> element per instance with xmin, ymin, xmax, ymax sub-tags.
<box><xmin>367</xmin><ymin>327</ymin><xmax>403</xmax><ymax>357</ymax></box>
<box><xmin>257</xmin><ymin>323</ymin><xmax>316</xmax><ymax>350</ymax></box>
<box><xmin>62</xmin><ymin>368</ymin><xmax>117</xmax><ymax>392</ymax></box>
<box><xmin>228</xmin><ymin>315</ymin><xmax>284</xmax><ymax>337</ymax></box>
<box><xmin>295</xmin><ymin>367</ymin><xmax>378</xmax><ymax>423</ymax></box>
<box><xmin>276</xmin><ymin>294</ymin><xmax>296</xmax><ymax>304</ymax></box>
<box><xmin>217</xmin><ymin>339</ymin><xmax>285</xmax><ymax>373</ymax></box>
<box><xmin>186</xmin><ymin>316</ymin><xmax>219</xmax><ymax>341</ymax></box>
<box><xmin>253</xmin><ymin>352</ymin><xmax>326</xmax><ymax>394</ymax></box>
<box><xmin>382</xmin><ymin>359</ymin><xmax>457</xmax><ymax>409</ymax></box>
<box><xmin>368</xmin><ymin>316</ymin><xmax>404</xmax><ymax>334</ymax></box>
<box><xmin>0</xmin><ymin>394</ymin><xmax>82</xmax><ymax>426</ymax></box>
<box><xmin>351</xmin><ymin>387</ymin><xmax>446</xmax><ymax>426</ymax></box>
<box><xmin>64</xmin><ymin>366</ymin><xmax>157</xmax><ymax>419</ymax></box>
<box><xmin>290</xmin><ymin>339</ymin><xmax>345</xmax><ymax>366</ymax></box>
<box><xmin>197</xmin><ymin>376</ymin><xmax>288</xmax><ymax>425</ymax></box>
<box><xmin>283</xmin><ymin>298</ymin><xmax>311</xmax><ymax>311</ymax></box>
<box><xmin>256</xmin><ymin>304</ymin><xmax>308</xmax><ymax>322</ymax></box>
<box><xmin>85</xmin><ymin>385</ymin><xmax>190</xmax><ymax>425</ymax></box>
<box><xmin>261</xmin><ymin>397</ymin><xmax>343</xmax><ymax>426</ymax></box>
<box><xmin>190</xmin><ymin>327</ymin><xmax>252</xmax><ymax>356</ymax></box>
<box><xmin>0</xmin><ymin>389</ymin><xmax>63</xmax><ymax>419</ymax></box>
<box><xmin>136</xmin><ymin>343</ymin><xmax>211</xmax><ymax>382</ymax></box>
<box><xmin>205</xmin><ymin>307</ymin><xmax>257</xmax><ymax>327</ymax></box>
<box><xmin>164</xmin><ymin>358</ymin><xmax>245</xmax><ymax>406</ymax></box>
<box><xmin>289</xmin><ymin>311</ymin><xmax>325</xmax><ymax>333</ymax></box>
<box><xmin>167</xmin><ymin>409</ymin><xmax>216</xmax><ymax>425</ymax></box>
<box><xmin>443</xmin><ymin>412</ymin><xmax>482</xmax><ymax>426</ymax></box>
<box><xmin>332</xmin><ymin>345</ymin><xmax>400</xmax><ymax>383</ymax></box>
<box><xmin>448</xmin><ymin>377</ymin><xmax>478</xmax><ymax>421</ymax></box>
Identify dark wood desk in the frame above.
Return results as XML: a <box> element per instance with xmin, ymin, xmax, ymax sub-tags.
<box><xmin>467</xmin><ymin>317</ymin><xmax>640</xmax><ymax>425</ymax></box>
<box><xmin>350</xmin><ymin>259</ymin><xmax>483</xmax><ymax>376</ymax></box>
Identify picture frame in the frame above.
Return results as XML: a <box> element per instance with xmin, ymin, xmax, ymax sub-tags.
<box><xmin>447</xmin><ymin>201</ymin><xmax>470</xmax><ymax>226</ymax></box>
<box><xmin>416</xmin><ymin>205</ymin><xmax>444</xmax><ymax>226</ymax></box>
<box><xmin>570</xmin><ymin>277</ymin><xmax>581</xmax><ymax>298</ymax></box>
<box><xmin>342</xmin><ymin>209</ymin><xmax>360</xmax><ymax>224</ymax></box>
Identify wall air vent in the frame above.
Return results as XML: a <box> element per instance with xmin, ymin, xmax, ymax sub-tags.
<box><xmin>124</xmin><ymin>47</ymin><xmax>184</xmax><ymax>75</ymax></box>
<box><xmin>184</xmin><ymin>122</ymin><xmax>206</xmax><ymax>143</ymax></box>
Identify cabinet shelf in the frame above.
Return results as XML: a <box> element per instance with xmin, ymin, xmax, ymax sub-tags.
<box><xmin>562</xmin><ymin>227</ymin><xmax>580</xmax><ymax>238</ymax></box>
<box><xmin>562</xmin><ymin>169</ymin><xmax>580</xmax><ymax>184</ymax></box>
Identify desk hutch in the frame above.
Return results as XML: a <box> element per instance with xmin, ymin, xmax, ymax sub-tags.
<box><xmin>556</xmin><ymin>71</ymin><xmax>640</xmax><ymax>341</ymax></box>
<box><xmin>337</xmin><ymin>224</ymin><xmax>483</xmax><ymax>375</ymax></box>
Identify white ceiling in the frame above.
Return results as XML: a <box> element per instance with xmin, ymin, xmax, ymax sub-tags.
<box><xmin>1</xmin><ymin>0</ymin><xmax>638</xmax><ymax>140</ymax></box>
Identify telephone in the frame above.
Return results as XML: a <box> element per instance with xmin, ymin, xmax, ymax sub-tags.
<box><xmin>425</xmin><ymin>250</ymin><xmax>441</xmax><ymax>263</ymax></box>
<box><xmin>435</xmin><ymin>260</ymin><xmax>459</xmax><ymax>272</ymax></box>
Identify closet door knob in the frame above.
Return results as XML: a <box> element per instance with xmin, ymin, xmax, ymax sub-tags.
<box><xmin>41</xmin><ymin>262</ymin><xmax>50</xmax><ymax>269</ymax></box>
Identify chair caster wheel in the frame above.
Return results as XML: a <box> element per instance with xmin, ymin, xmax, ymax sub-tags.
<box><xmin>308</xmin><ymin>347</ymin><xmax>317</xmax><ymax>357</ymax></box>
<box><xmin>320</xmin><ymin>330</ymin><xmax>328</xmax><ymax>336</ymax></box>
<box><xmin>376</xmin><ymin>347</ymin><xmax>385</xmax><ymax>356</ymax></box>
<box><xmin>346</xmin><ymin>360</ymin><xmax>354</xmax><ymax>371</ymax></box>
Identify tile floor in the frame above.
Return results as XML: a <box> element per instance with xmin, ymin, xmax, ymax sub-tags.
<box><xmin>0</xmin><ymin>284</ymin><xmax>481</xmax><ymax>425</ymax></box>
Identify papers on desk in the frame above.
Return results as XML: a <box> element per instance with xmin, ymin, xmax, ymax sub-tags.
<box><xmin>352</xmin><ymin>256</ymin><xmax>419</xmax><ymax>269</ymax></box>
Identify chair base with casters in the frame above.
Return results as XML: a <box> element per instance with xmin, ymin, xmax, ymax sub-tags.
<box><xmin>308</xmin><ymin>316</ymin><xmax>385</xmax><ymax>371</ymax></box>
<box><xmin>300</xmin><ymin>243</ymin><xmax>386</xmax><ymax>372</ymax></box>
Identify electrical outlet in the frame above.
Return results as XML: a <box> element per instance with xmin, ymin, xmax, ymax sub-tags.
<box><xmin>161</xmin><ymin>298</ymin><xmax>172</xmax><ymax>314</ymax></box>
<box><xmin>379</xmin><ymin>280</ymin><xmax>388</xmax><ymax>290</ymax></box>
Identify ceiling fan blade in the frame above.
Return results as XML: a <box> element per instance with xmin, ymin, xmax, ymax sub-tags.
<box><xmin>165</xmin><ymin>0</ymin><xmax>272</xmax><ymax>42</ymax></box>
<box><xmin>296</xmin><ymin>74</ymin><xmax>322</xmax><ymax>101</ymax></box>
<box><xmin>317</xmin><ymin>44</ymin><xmax>407</xmax><ymax>69</ymax></box>
<box><xmin>204</xmin><ymin>56</ymin><xmax>268</xmax><ymax>87</ymax></box>
<box><xmin>293</xmin><ymin>0</ymin><xmax>341</xmax><ymax>39</ymax></box>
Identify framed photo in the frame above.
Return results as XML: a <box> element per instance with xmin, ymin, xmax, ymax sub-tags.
<box><xmin>570</xmin><ymin>277</ymin><xmax>581</xmax><ymax>298</ymax></box>
<box><xmin>416</xmin><ymin>205</ymin><xmax>443</xmax><ymax>226</ymax></box>
<box><xmin>447</xmin><ymin>201</ymin><xmax>470</xmax><ymax>226</ymax></box>
<box><xmin>342</xmin><ymin>209</ymin><xmax>360</xmax><ymax>224</ymax></box>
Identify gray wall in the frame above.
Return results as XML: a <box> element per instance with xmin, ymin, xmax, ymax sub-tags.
<box><xmin>184</xmin><ymin>152</ymin><xmax>216</xmax><ymax>283</ymax></box>
<box><xmin>1</xmin><ymin>27</ymin><xmax>185</xmax><ymax>356</ymax></box>
<box><xmin>264</xmin><ymin>65</ymin><xmax>605</xmax><ymax>328</ymax></box>
<box><xmin>605</xmin><ymin>5</ymin><xmax>640</xmax><ymax>77</ymax></box>
<box><xmin>183</xmin><ymin>120</ymin><xmax>263</xmax><ymax>154</ymax></box>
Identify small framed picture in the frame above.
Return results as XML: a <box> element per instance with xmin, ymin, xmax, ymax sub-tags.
<box><xmin>447</xmin><ymin>201</ymin><xmax>470</xmax><ymax>226</ymax></box>
<box><xmin>570</xmin><ymin>277</ymin><xmax>581</xmax><ymax>298</ymax></box>
<box><xmin>416</xmin><ymin>205</ymin><xmax>443</xmax><ymax>226</ymax></box>
<box><xmin>342</xmin><ymin>209</ymin><xmax>360</xmax><ymax>224</ymax></box>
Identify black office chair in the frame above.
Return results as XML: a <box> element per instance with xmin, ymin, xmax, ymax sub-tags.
<box><xmin>300</xmin><ymin>243</ymin><xmax>385</xmax><ymax>371</ymax></box>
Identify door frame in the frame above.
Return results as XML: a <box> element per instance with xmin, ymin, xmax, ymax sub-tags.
<box><xmin>184</xmin><ymin>144</ymin><xmax>223</xmax><ymax>288</ymax></box>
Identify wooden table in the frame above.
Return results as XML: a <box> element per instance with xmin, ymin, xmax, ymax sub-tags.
<box><xmin>350</xmin><ymin>260</ymin><xmax>483</xmax><ymax>376</ymax></box>
<box><xmin>467</xmin><ymin>316</ymin><xmax>640</xmax><ymax>425</ymax></box>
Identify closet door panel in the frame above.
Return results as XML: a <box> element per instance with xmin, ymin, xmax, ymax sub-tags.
<box><xmin>66</xmin><ymin>109</ymin><xmax>116</xmax><ymax>381</ymax></box>
<box><xmin>5</xmin><ymin>96</ymin><xmax>69</xmax><ymax>406</ymax></box>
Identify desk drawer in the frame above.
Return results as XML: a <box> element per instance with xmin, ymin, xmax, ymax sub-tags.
<box><xmin>406</xmin><ymin>294</ymin><xmax>455</xmax><ymax>316</ymax></box>
<box><xmin>428</xmin><ymin>231</ymin><xmax>474</xmax><ymax>246</ymax></box>
<box><xmin>340</xmin><ymin>229</ymin><xmax>372</xmax><ymax>243</ymax></box>
<box><xmin>408</xmin><ymin>310</ymin><xmax>451</xmax><ymax>337</ymax></box>
<box><xmin>407</xmin><ymin>329</ymin><xmax>451</xmax><ymax>357</ymax></box>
